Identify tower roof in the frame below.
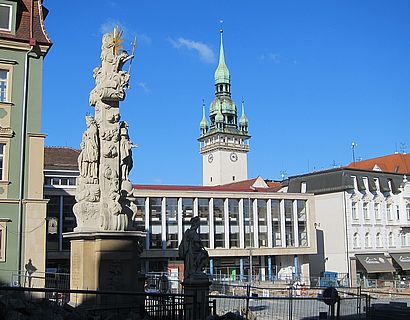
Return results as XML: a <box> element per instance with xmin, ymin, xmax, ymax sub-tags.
<box><xmin>200</xmin><ymin>102</ymin><xmax>209</xmax><ymax>129</ymax></box>
<box><xmin>214</xmin><ymin>29</ymin><xmax>230</xmax><ymax>84</ymax></box>
<box><xmin>239</xmin><ymin>100</ymin><xmax>249</xmax><ymax>126</ymax></box>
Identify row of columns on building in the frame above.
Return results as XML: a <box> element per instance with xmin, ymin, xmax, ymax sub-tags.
<box><xmin>140</xmin><ymin>197</ymin><xmax>309</xmax><ymax>250</ymax></box>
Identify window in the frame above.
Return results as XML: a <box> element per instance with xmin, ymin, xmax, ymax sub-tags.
<box><xmin>133</xmin><ymin>198</ymin><xmax>145</xmax><ymax>230</ymax></box>
<box><xmin>376</xmin><ymin>233</ymin><xmax>382</xmax><ymax>248</ymax></box>
<box><xmin>0</xmin><ymin>70</ymin><xmax>8</xmax><ymax>102</ymax></box>
<box><xmin>0</xmin><ymin>4</ymin><xmax>11</xmax><ymax>31</ymax></box>
<box><xmin>0</xmin><ymin>220</ymin><xmax>8</xmax><ymax>261</ymax></box>
<box><xmin>374</xmin><ymin>203</ymin><xmax>380</xmax><ymax>220</ymax></box>
<box><xmin>198</xmin><ymin>198</ymin><xmax>209</xmax><ymax>248</ymax></box>
<box><xmin>297</xmin><ymin>200</ymin><xmax>308</xmax><ymax>247</ymax></box>
<box><xmin>407</xmin><ymin>204</ymin><xmax>410</xmax><ymax>220</ymax></box>
<box><xmin>149</xmin><ymin>198</ymin><xmax>162</xmax><ymax>249</ymax></box>
<box><xmin>213</xmin><ymin>198</ymin><xmax>225</xmax><ymax>248</ymax></box>
<box><xmin>271</xmin><ymin>200</ymin><xmax>281</xmax><ymax>247</ymax></box>
<box><xmin>0</xmin><ymin>143</ymin><xmax>4</xmax><ymax>180</ymax></box>
<box><xmin>257</xmin><ymin>200</ymin><xmax>268</xmax><ymax>247</ymax></box>
<box><xmin>388</xmin><ymin>232</ymin><xmax>394</xmax><ymax>247</ymax></box>
<box><xmin>396</xmin><ymin>205</ymin><xmax>400</xmax><ymax>220</ymax></box>
<box><xmin>166</xmin><ymin>198</ymin><xmax>178</xmax><ymax>249</ymax></box>
<box><xmin>365</xmin><ymin>232</ymin><xmax>371</xmax><ymax>248</ymax></box>
<box><xmin>301</xmin><ymin>182</ymin><xmax>307</xmax><ymax>193</ymax></box>
<box><xmin>244</xmin><ymin>198</ymin><xmax>253</xmax><ymax>248</ymax></box>
<box><xmin>182</xmin><ymin>198</ymin><xmax>194</xmax><ymax>232</ymax></box>
<box><xmin>353</xmin><ymin>233</ymin><xmax>360</xmax><ymax>248</ymax></box>
<box><xmin>284</xmin><ymin>200</ymin><xmax>294</xmax><ymax>247</ymax></box>
<box><xmin>401</xmin><ymin>232</ymin><xmax>407</xmax><ymax>247</ymax></box>
<box><xmin>229</xmin><ymin>199</ymin><xmax>240</xmax><ymax>248</ymax></box>
<box><xmin>387</xmin><ymin>204</ymin><xmax>393</xmax><ymax>221</ymax></box>
<box><xmin>363</xmin><ymin>203</ymin><xmax>369</xmax><ymax>220</ymax></box>
<box><xmin>352</xmin><ymin>202</ymin><xmax>358</xmax><ymax>220</ymax></box>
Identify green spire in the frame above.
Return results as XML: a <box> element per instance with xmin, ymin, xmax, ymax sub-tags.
<box><xmin>200</xmin><ymin>100</ymin><xmax>209</xmax><ymax>130</ymax></box>
<box><xmin>239</xmin><ymin>99</ymin><xmax>249</xmax><ymax>129</ymax></box>
<box><xmin>214</xmin><ymin>28</ymin><xmax>230</xmax><ymax>84</ymax></box>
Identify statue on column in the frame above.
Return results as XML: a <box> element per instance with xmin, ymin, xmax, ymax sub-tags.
<box><xmin>73</xmin><ymin>27</ymin><xmax>138</xmax><ymax>232</ymax></box>
<box><xmin>78</xmin><ymin>115</ymin><xmax>99</xmax><ymax>183</ymax></box>
<box><xmin>178</xmin><ymin>216</ymin><xmax>209</xmax><ymax>280</ymax></box>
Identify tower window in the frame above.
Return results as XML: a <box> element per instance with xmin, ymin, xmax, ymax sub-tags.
<box><xmin>210</xmin><ymin>177</ymin><xmax>212</xmax><ymax>182</ymax></box>
<box><xmin>232</xmin><ymin>176</ymin><xmax>235</xmax><ymax>181</ymax></box>
<box><xmin>219</xmin><ymin>84</ymin><xmax>223</xmax><ymax>92</ymax></box>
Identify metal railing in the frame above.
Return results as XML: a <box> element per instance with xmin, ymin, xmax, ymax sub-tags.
<box><xmin>209</xmin><ymin>285</ymin><xmax>368</xmax><ymax>320</ymax></box>
<box><xmin>0</xmin><ymin>286</ymin><xmax>196</xmax><ymax>320</ymax></box>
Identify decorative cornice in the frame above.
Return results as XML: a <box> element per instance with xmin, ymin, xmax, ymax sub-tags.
<box><xmin>0</xmin><ymin>127</ymin><xmax>14</xmax><ymax>138</ymax></box>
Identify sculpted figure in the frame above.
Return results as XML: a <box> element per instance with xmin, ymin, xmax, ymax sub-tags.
<box><xmin>78</xmin><ymin>116</ymin><xmax>99</xmax><ymax>181</ymax></box>
<box><xmin>178</xmin><ymin>216</ymin><xmax>209</xmax><ymax>280</ymax></box>
<box><xmin>120</xmin><ymin>121</ymin><xmax>133</xmax><ymax>181</ymax></box>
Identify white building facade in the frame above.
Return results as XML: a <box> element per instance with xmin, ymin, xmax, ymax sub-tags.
<box><xmin>287</xmin><ymin>166</ymin><xmax>410</xmax><ymax>285</ymax></box>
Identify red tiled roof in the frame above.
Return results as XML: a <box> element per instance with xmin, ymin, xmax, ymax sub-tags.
<box><xmin>134</xmin><ymin>178</ymin><xmax>281</xmax><ymax>193</ymax></box>
<box><xmin>0</xmin><ymin>0</ymin><xmax>52</xmax><ymax>46</ymax></box>
<box><xmin>345</xmin><ymin>153</ymin><xmax>410</xmax><ymax>174</ymax></box>
<box><xmin>44</xmin><ymin>146</ymin><xmax>79</xmax><ymax>170</ymax></box>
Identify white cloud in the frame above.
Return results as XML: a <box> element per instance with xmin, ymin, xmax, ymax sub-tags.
<box><xmin>260</xmin><ymin>53</ymin><xmax>281</xmax><ymax>63</ymax></box>
<box><xmin>136</xmin><ymin>33</ymin><xmax>152</xmax><ymax>46</ymax></box>
<box><xmin>137</xmin><ymin>82</ymin><xmax>151</xmax><ymax>94</ymax></box>
<box><xmin>169</xmin><ymin>37</ymin><xmax>215</xmax><ymax>64</ymax></box>
<box><xmin>100</xmin><ymin>19</ymin><xmax>127</xmax><ymax>35</ymax></box>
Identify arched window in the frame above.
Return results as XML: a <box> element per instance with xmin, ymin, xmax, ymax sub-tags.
<box><xmin>365</xmin><ymin>232</ymin><xmax>371</xmax><ymax>248</ymax></box>
<box><xmin>353</xmin><ymin>232</ymin><xmax>360</xmax><ymax>248</ymax></box>
<box><xmin>376</xmin><ymin>232</ymin><xmax>382</xmax><ymax>247</ymax></box>
<box><xmin>388</xmin><ymin>232</ymin><xmax>394</xmax><ymax>247</ymax></box>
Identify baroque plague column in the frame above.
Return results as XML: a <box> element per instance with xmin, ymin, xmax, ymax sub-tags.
<box><xmin>64</xmin><ymin>29</ymin><xmax>144</xmax><ymax>304</ymax></box>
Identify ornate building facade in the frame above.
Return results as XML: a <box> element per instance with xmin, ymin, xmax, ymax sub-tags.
<box><xmin>0</xmin><ymin>0</ymin><xmax>52</xmax><ymax>284</ymax></box>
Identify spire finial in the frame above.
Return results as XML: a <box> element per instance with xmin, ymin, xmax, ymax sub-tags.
<box><xmin>220</xmin><ymin>19</ymin><xmax>223</xmax><ymax>33</ymax></box>
<box><xmin>214</xmin><ymin>20</ymin><xmax>230</xmax><ymax>84</ymax></box>
<box><xmin>202</xmin><ymin>99</ymin><xmax>206</xmax><ymax>117</ymax></box>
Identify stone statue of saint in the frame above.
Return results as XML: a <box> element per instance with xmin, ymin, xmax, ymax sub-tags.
<box><xmin>178</xmin><ymin>216</ymin><xmax>209</xmax><ymax>280</ymax></box>
<box><xmin>120</xmin><ymin>121</ymin><xmax>133</xmax><ymax>181</ymax></box>
<box><xmin>78</xmin><ymin>116</ymin><xmax>99</xmax><ymax>181</ymax></box>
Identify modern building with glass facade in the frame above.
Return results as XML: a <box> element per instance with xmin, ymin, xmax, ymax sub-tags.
<box><xmin>133</xmin><ymin>179</ymin><xmax>317</xmax><ymax>280</ymax></box>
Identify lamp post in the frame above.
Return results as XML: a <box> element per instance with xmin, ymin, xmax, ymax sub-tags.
<box><xmin>249</xmin><ymin>197</ymin><xmax>253</xmax><ymax>284</ymax></box>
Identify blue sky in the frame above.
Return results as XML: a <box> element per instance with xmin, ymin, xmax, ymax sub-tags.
<box><xmin>42</xmin><ymin>1</ymin><xmax>410</xmax><ymax>185</ymax></box>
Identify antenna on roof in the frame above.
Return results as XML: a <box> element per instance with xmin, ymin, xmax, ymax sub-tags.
<box><xmin>351</xmin><ymin>142</ymin><xmax>358</xmax><ymax>166</ymax></box>
<box><xmin>280</xmin><ymin>170</ymin><xmax>287</xmax><ymax>180</ymax></box>
<box><xmin>400</xmin><ymin>142</ymin><xmax>407</xmax><ymax>155</ymax></box>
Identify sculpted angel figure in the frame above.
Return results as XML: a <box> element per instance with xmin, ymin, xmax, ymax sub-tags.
<box><xmin>78</xmin><ymin>116</ymin><xmax>99</xmax><ymax>181</ymax></box>
<box><xmin>120</xmin><ymin>121</ymin><xmax>133</xmax><ymax>181</ymax></box>
<box><xmin>178</xmin><ymin>216</ymin><xmax>209</xmax><ymax>280</ymax></box>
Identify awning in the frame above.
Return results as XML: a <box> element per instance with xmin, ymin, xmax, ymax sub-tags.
<box><xmin>390</xmin><ymin>253</ymin><xmax>410</xmax><ymax>271</ymax></box>
<box><xmin>356</xmin><ymin>253</ymin><xmax>395</xmax><ymax>273</ymax></box>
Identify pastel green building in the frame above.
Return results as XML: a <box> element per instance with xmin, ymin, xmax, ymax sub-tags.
<box><xmin>0</xmin><ymin>0</ymin><xmax>52</xmax><ymax>284</ymax></box>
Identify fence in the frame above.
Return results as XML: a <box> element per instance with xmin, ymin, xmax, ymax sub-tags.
<box><xmin>0</xmin><ymin>286</ymin><xmax>196</xmax><ymax>320</ymax></box>
<box><xmin>209</xmin><ymin>285</ymin><xmax>368</xmax><ymax>320</ymax></box>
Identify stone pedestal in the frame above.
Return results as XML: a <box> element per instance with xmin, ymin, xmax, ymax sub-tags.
<box><xmin>64</xmin><ymin>231</ymin><xmax>145</xmax><ymax>306</ymax></box>
<box><xmin>182</xmin><ymin>278</ymin><xmax>211</xmax><ymax>320</ymax></box>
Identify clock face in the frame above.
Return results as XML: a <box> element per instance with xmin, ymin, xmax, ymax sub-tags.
<box><xmin>208</xmin><ymin>154</ymin><xmax>214</xmax><ymax>163</ymax></box>
<box><xmin>230</xmin><ymin>152</ymin><xmax>238</xmax><ymax>162</ymax></box>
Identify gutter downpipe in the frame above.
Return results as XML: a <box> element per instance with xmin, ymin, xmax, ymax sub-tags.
<box><xmin>17</xmin><ymin>0</ymin><xmax>35</xmax><ymax>277</ymax></box>
<box><xmin>17</xmin><ymin>45</ymin><xmax>34</xmax><ymax>277</ymax></box>
<box><xmin>342</xmin><ymin>187</ymin><xmax>351</xmax><ymax>286</ymax></box>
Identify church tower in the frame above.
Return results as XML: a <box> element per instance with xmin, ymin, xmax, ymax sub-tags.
<box><xmin>198</xmin><ymin>28</ymin><xmax>250</xmax><ymax>186</ymax></box>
